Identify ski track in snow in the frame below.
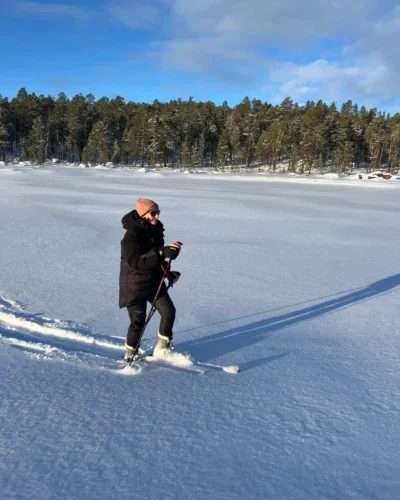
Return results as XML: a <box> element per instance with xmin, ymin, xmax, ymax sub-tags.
<box><xmin>0</xmin><ymin>295</ymin><xmax>132</xmax><ymax>372</ymax></box>
<box><xmin>0</xmin><ymin>296</ymin><xmax>208</xmax><ymax>376</ymax></box>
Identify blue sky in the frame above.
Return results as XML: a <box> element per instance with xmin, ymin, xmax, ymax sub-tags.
<box><xmin>1</xmin><ymin>0</ymin><xmax>400</xmax><ymax>111</ymax></box>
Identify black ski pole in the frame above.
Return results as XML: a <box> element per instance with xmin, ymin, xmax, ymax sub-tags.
<box><xmin>139</xmin><ymin>270</ymin><xmax>180</xmax><ymax>327</ymax></box>
<box><xmin>128</xmin><ymin>259</ymin><xmax>171</xmax><ymax>366</ymax></box>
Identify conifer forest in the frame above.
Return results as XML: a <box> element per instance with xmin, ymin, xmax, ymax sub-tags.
<box><xmin>0</xmin><ymin>88</ymin><xmax>399</xmax><ymax>173</ymax></box>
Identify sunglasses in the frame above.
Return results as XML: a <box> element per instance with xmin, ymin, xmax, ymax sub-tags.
<box><xmin>149</xmin><ymin>210</ymin><xmax>160</xmax><ymax>217</ymax></box>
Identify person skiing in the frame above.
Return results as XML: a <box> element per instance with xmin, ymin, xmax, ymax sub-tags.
<box><xmin>119</xmin><ymin>198</ymin><xmax>181</xmax><ymax>362</ymax></box>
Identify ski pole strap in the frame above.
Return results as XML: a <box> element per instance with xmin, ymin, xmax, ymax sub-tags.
<box><xmin>162</xmin><ymin>252</ymin><xmax>175</xmax><ymax>272</ymax></box>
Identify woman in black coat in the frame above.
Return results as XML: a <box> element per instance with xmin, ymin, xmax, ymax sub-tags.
<box><xmin>119</xmin><ymin>198</ymin><xmax>181</xmax><ymax>361</ymax></box>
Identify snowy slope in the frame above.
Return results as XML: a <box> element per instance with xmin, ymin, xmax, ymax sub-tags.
<box><xmin>1</xmin><ymin>167</ymin><xmax>400</xmax><ymax>499</ymax></box>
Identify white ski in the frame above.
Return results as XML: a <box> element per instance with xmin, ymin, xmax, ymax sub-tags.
<box><xmin>121</xmin><ymin>349</ymin><xmax>240</xmax><ymax>375</ymax></box>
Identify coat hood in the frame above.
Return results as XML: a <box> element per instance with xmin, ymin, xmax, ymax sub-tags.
<box><xmin>121</xmin><ymin>210</ymin><xmax>163</xmax><ymax>232</ymax></box>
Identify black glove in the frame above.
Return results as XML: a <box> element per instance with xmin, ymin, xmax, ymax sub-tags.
<box><xmin>163</xmin><ymin>242</ymin><xmax>182</xmax><ymax>260</ymax></box>
<box><xmin>167</xmin><ymin>271</ymin><xmax>181</xmax><ymax>287</ymax></box>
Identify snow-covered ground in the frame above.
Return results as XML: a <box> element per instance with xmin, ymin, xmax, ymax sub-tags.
<box><xmin>1</xmin><ymin>166</ymin><xmax>400</xmax><ymax>500</ymax></box>
<box><xmin>2</xmin><ymin>159</ymin><xmax>400</xmax><ymax>185</ymax></box>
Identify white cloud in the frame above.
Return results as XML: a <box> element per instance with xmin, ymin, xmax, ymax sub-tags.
<box><xmin>168</xmin><ymin>0</ymin><xmax>372</xmax><ymax>43</ymax></box>
<box><xmin>268</xmin><ymin>59</ymin><xmax>362</xmax><ymax>101</ymax></box>
<box><xmin>149</xmin><ymin>0</ymin><xmax>400</xmax><ymax>109</ymax></box>
<box><xmin>264</xmin><ymin>3</ymin><xmax>400</xmax><ymax>109</ymax></box>
<box><xmin>266</xmin><ymin>58</ymin><xmax>399</xmax><ymax>110</ymax></box>
<box><xmin>149</xmin><ymin>37</ymin><xmax>268</xmax><ymax>84</ymax></box>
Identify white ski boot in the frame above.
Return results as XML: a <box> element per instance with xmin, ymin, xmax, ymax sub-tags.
<box><xmin>124</xmin><ymin>343</ymin><xmax>139</xmax><ymax>362</ymax></box>
<box><xmin>153</xmin><ymin>333</ymin><xmax>173</xmax><ymax>357</ymax></box>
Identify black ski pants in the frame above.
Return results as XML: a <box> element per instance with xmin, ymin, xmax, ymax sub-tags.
<box><xmin>126</xmin><ymin>292</ymin><xmax>176</xmax><ymax>350</ymax></box>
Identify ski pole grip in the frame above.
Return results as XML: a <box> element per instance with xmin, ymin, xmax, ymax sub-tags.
<box><xmin>160</xmin><ymin>243</ymin><xmax>182</xmax><ymax>274</ymax></box>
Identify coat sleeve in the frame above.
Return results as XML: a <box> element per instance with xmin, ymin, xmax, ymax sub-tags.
<box><xmin>121</xmin><ymin>233</ymin><xmax>160</xmax><ymax>272</ymax></box>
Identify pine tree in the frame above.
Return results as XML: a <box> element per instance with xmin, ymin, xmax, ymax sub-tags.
<box><xmin>388</xmin><ymin>117</ymin><xmax>400</xmax><ymax>173</ymax></box>
<box><xmin>126</xmin><ymin>107</ymin><xmax>150</xmax><ymax>166</ymax></box>
<box><xmin>289</xmin><ymin>144</ymin><xmax>300</xmax><ymax>173</ymax></box>
<box><xmin>11</xmin><ymin>88</ymin><xmax>40</xmax><ymax>152</ymax></box>
<box><xmin>200</xmin><ymin>101</ymin><xmax>220</xmax><ymax>167</ymax></box>
<box><xmin>86</xmin><ymin>121</ymin><xmax>110</xmax><ymax>165</ymax></box>
<box><xmin>29</xmin><ymin>117</ymin><xmax>46</xmax><ymax>163</ymax></box>
<box><xmin>353</xmin><ymin>106</ymin><xmax>373</xmax><ymax>167</ymax></box>
<box><xmin>216</xmin><ymin>128</ymin><xmax>230</xmax><ymax>169</ymax></box>
<box><xmin>300</xmin><ymin>125</ymin><xmax>326</xmax><ymax>174</ymax></box>
<box><xmin>195</xmin><ymin>131</ymin><xmax>205</xmax><ymax>168</ymax></box>
<box><xmin>51</xmin><ymin>92</ymin><xmax>69</xmax><ymax>161</ymax></box>
<box><xmin>333</xmin><ymin>141</ymin><xmax>354</xmax><ymax>172</ymax></box>
<box><xmin>82</xmin><ymin>146</ymin><xmax>91</xmax><ymax>166</ymax></box>
<box><xmin>287</xmin><ymin>117</ymin><xmax>301</xmax><ymax>172</ymax></box>
<box><xmin>0</xmin><ymin>108</ymin><xmax>9</xmax><ymax>161</ymax></box>
<box><xmin>111</xmin><ymin>139</ymin><xmax>121</xmax><ymax>165</ymax></box>
<box><xmin>120</xmin><ymin>126</ymin><xmax>129</xmax><ymax>165</ymax></box>
<box><xmin>331</xmin><ymin>120</ymin><xmax>349</xmax><ymax>172</ymax></box>
<box><xmin>147</xmin><ymin>115</ymin><xmax>159</xmax><ymax>168</ymax></box>
<box><xmin>38</xmin><ymin>95</ymin><xmax>55</xmax><ymax>161</ymax></box>
<box><xmin>66</xmin><ymin>94</ymin><xmax>91</xmax><ymax>163</ymax></box>
<box><xmin>299</xmin><ymin>102</ymin><xmax>328</xmax><ymax>173</ymax></box>
<box><xmin>366</xmin><ymin>116</ymin><xmax>387</xmax><ymax>172</ymax></box>
<box><xmin>149</xmin><ymin>109</ymin><xmax>177</xmax><ymax>168</ymax></box>
<box><xmin>219</xmin><ymin>113</ymin><xmax>240</xmax><ymax>167</ymax></box>
<box><xmin>180</xmin><ymin>139</ymin><xmax>189</xmax><ymax>169</ymax></box>
<box><xmin>18</xmin><ymin>137</ymin><xmax>28</xmax><ymax>161</ymax></box>
<box><xmin>256</xmin><ymin>121</ymin><xmax>286</xmax><ymax>170</ymax></box>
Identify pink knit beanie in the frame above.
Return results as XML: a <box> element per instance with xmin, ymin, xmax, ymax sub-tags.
<box><xmin>136</xmin><ymin>198</ymin><xmax>159</xmax><ymax>217</ymax></box>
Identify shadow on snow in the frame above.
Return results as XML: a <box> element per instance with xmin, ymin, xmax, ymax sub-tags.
<box><xmin>1</xmin><ymin>274</ymin><xmax>399</xmax><ymax>371</ymax></box>
<box><xmin>179</xmin><ymin>274</ymin><xmax>400</xmax><ymax>369</ymax></box>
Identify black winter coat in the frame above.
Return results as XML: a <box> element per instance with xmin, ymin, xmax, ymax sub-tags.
<box><xmin>119</xmin><ymin>210</ymin><xmax>165</xmax><ymax>308</ymax></box>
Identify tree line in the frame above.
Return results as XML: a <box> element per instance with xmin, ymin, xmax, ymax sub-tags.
<box><xmin>0</xmin><ymin>88</ymin><xmax>399</xmax><ymax>173</ymax></box>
